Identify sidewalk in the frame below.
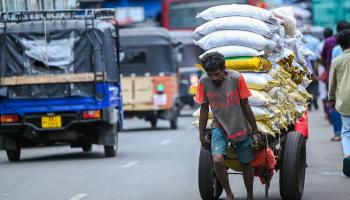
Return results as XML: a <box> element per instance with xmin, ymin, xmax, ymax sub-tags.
<box><xmin>304</xmin><ymin>108</ymin><xmax>350</xmax><ymax>199</ymax></box>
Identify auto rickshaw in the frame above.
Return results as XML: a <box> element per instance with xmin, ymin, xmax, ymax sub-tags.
<box><xmin>170</xmin><ymin>31</ymin><xmax>202</xmax><ymax>109</ymax></box>
<box><xmin>119</xmin><ymin>27</ymin><xmax>181</xmax><ymax>129</ymax></box>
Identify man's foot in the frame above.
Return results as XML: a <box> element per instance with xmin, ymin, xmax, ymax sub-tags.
<box><xmin>225</xmin><ymin>192</ymin><xmax>234</xmax><ymax>200</ymax></box>
<box><xmin>331</xmin><ymin>136</ymin><xmax>341</xmax><ymax>142</ymax></box>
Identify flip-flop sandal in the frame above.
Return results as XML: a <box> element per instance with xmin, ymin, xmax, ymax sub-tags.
<box><xmin>331</xmin><ymin>136</ymin><xmax>341</xmax><ymax>142</ymax></box>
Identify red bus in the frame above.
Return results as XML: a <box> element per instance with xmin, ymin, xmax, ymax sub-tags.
<box><xmin>162</xmin><ymin>0</ymin><xmax>259</xmax><ymax>30</ymax></box>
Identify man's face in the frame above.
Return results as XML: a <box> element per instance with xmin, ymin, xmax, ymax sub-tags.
<box><xmin>207</xmin><ymin>69</ymin><xmax>226</xmax><ymax>86</ymax></box>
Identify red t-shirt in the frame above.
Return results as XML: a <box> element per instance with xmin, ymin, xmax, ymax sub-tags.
<box><xmin>195</xmin><ymin>74</ymin><xmax>251</xmax><ymax>104</ymax></box>
<box><xmin>195</xmin><ymin>71</ymin><xmax>252</xmax><ymax>142</ymax></box>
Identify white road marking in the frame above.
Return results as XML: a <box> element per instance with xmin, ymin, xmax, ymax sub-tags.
<box><xmin>160</xmin><ymin>139</ymin><xmax>171</xmax><ymax>145</ymax></box>
<box><xmin>122</xmin><ymin>161</ymin><xmax>140</xmax><ymax>168</ymax></box>
<box><xmin>322</xmin><ymin>172</ymin><xmax>345</xmax><ymax>177</ymax></box>
<box><xmin>2</xmin><ymin>194</ymin><xmax>8</xmax><ymax>196</ymax></box>
<box><xmin>69</xmin><ymin>194</ymin><xmax>88</xmax><ymax>200</ymax></box>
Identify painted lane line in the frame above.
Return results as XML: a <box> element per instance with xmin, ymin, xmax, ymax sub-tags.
<box><xmin>69</xmin><ymin>194</ymin><xmax>88</xmax><ymax>200</ymax></box>
<box><xmin>122</xmin><ymin>161</ymin><xmax>140</xmax><ymax>168</ymax></box>
<box><xmin>2</xmin><ymin>194</ymin><xmax>8</xmax><ymax>196</ymax></box>
<box><xmin>160</xmin><ymin>139</ymin><xmax>171</xmax><ymax>145</ymax></box>
<box><xmin>322</xmin><ymin>172</ymin><xmax>345</xmax><ymax>177</ymax></box>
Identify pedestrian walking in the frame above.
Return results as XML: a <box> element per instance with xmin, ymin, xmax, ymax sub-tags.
<box><xmin>328</xmin><ymin>29</ymin><xmax>350</xmax><ymax>176</ymax></box>
<box><xmin>303</xmin><ymin>25</ymin><xmax>320</xmax><ymax>111</ymax></box>
<box><xmin>316</xmin><ymin>28</ymin><xmax>333</xmax><ymax>121</ymax></box>
<box><xmin>322</xmin><ymin>21</ymin><xmax>349</xmax><ymax>142</ymax></box>
<box><xmin>196</xmin><ymin>52</ymin><xmax>259</xmax><ymax>200</ymax></box>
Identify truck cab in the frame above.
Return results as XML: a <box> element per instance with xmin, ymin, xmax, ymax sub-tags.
<box><xmin>0</xmin><ymin>10</ymin><xmax>123</xmax><ymax>161</ymax></box>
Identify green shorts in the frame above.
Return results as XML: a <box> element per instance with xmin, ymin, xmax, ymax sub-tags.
<box><xmin>211</xmin><ymin>128</ymin><xmax>253</xmax><ymax>164</ymax></box>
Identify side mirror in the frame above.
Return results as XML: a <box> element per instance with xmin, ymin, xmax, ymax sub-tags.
<box><xmin>173</xmin><ymin>42</ymin><xmax>183</xmax><ymax>65</ymax></box>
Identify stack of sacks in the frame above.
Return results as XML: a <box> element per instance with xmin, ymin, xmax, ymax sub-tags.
<box><xmin>191</xmin><ymin>4</ymin><xmax>313</xmax><ymax>137</ymax></box>
<box><xmin>194</xmin><ymin>4</ymin><xmax>285</xmax><ymax>73</ymax></box>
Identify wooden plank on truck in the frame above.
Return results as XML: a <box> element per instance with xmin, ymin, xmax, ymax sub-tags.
<box><xmin>0</xmin><ymin>72</ymin><xmax>106</xmax><ymax>86</ymax></box>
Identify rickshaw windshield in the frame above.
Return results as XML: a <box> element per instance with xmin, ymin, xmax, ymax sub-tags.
<box><xmin>120</xmin><ymin>45</ymin><xmax>175</xmax><ymax>76</ymax></box>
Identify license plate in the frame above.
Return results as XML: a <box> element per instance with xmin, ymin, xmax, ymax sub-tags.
<box><xmin>41</xmin><ymin>116</ymin><xmax>62</xmax><ymax>128</ymax></box>
<box><xmin>153</xmin><ymin>94</ymin><xmax>167</xmax><ymax>106</ymax></box>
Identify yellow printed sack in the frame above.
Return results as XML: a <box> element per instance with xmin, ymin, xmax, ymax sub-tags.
<box><xmin>225</xmin><ymin>56</ymin><xmax>272</xmax><ymax>72</ymax></box>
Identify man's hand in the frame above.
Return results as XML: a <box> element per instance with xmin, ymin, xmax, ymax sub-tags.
<box><xmin>251</xmin><ymin>130</ymin><xmax>260</xmax><ymax>146</ymax></box>
<box><xmin>329</xmin><ymin>100</ymin><xmax>336</xmax><ymax>109</ymax></box>
<box><xmin>200</xmin><ymin>136</ymin><xmax>211</xmax><ymax>150</ymax></box>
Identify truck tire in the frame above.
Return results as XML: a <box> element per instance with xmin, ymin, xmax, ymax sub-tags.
<box><xmin>82</xmin><ymin>144</ymin><xmax>92</xmax><ymax>152</ymax></box>
<box><xmin>198</xmin><ymin>147</ymin><xmax>223</xmax><ymax>200</ymax></box>
<box><xmin>280</xmin><ymin>131</ymin><xmax>306</xmax><ymax>200</ymax></box>
<box><xmin>104</xmin><ymin>128</ymin><xmax>119</xmax><ymax>157</ymax></box>
<box><xmin>6</xmin><ymin>144</ymin><xmax>21</xmax><ymax>162</ymax></box>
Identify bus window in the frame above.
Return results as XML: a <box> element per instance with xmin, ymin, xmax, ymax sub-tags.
<box><xmin>2</xmin><ymin>0</ymin><xmax>17</xmax><ymax>12</ymax></box>
<box><xmin>43</xmin><ymin>0</ymin><xmax>54</xmax><ymax>10</ymax></box>
<box><xmin>28</xmin><ymin>0</ymin><xmax>41</xmax><ymax>11</ymax></box>
<box><xmin>163</xmin><ymin>0</ymin><xmax>248</xmax><ymax>30</ymax></box>
<box><xmin>16</xmin><ymin>0</ymin><xmax>27</xmax><ymax>11</ymax></box>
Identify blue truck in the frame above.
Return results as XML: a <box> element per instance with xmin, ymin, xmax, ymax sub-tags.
<box><xmin>0</xmin><ymin>10</ymin><xmax>123</xmax><ymax>161</ymax></box>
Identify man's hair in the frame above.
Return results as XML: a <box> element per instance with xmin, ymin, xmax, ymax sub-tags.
<box><xmin>337</xmin><ymin>30</ymin><xmax>350</xmax><ymax>50</ymax></box>
<box><xmin>200</xmin><ymin>52</ymin><xmax>225</xmax><ymax>72</ymax></box>
<box><xmin>323</xmin><ymin>27</ymin><xmax>333</xmax><ymax>39</ymax></box>
<box><xmin>336</xmin><ymin>21</ymin><xmax>350</xmax><ymax>33</ymax></box>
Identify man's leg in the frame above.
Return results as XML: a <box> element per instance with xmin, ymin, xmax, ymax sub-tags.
<box><xmin>211</xmin><ymin>128</ymin><xmax>234</xmax><ymax>200</ymax></box>
<box><xmin>236</xmin><ymin>136</ymin><xmax>254</xmax><ymax>200</ymax></box>
<box><xmin>330</xmin><ymin>110</ymin><xmax>342</xmax><ymax>141</ymax></box>
<box><xmin>242</xmin><ymin>163</ymin><xmax>254</xmax><ymax>200</ymax></box>
<box><xmin>341</xmin><ymin>116</ymin><xmax>350</xmax><ymax>176</ymax></box>
<box><xmin>341</xmin><ymin>116</ymin><xmax>350</xmax><ymax>157</ymax></box>
<box><xmin>213</xmin><ymin>155</ymin><xmax>234</xmax><ymax>200</ymax></box>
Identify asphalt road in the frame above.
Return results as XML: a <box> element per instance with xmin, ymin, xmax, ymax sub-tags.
<box><xmin>0</xmin><ymin>108</ymin><xmax>350</xmax><ymax>200</ymax></box>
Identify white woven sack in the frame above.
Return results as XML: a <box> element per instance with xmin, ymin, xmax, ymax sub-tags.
<box><xmin>194</xmin><ymin>30</ymin><xmax>277</xmax><ymax>51</ymax></box>
<box><xmin>196</xmin><ymin>4</ymin><xmax>278</xmax><ymax>24</ymax></box>
<box><xmin>242</xmin><ymin>73</ymin><xmax>275</xmax><ymax>90</ymax></box>
<box><xmin>195</xmin><ymin>16</ymin><xmax>279</xmax><ymax>38</ymax></box>
<box><xmin>271</xmin><ymin>7</ymin><xmax>297</xmax><ymax>37</ymax></box>
<box><xmin>199</xmin><ymin>45</ymin><xmax>264</xmax><ymax>59</ymax></box>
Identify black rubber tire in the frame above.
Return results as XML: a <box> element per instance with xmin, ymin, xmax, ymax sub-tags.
<box><xmin>170</xmin><ymin>115</ymin><xmax>178</xmax><ymax>130</ymax></box>
<box><xmin>104</xmin><ymin>130</ymin><xmax>119</xmax><ymax>157</ymax></box>
<box><xmin>280</xmin><ymin>131</ymin><xmax>306</xmax><ymax>200</ymax></box>
<box><xmin>6</xmin><ymin>145</ymin><xmax>21</xmax><ymax>162</ymax></box>
<box><xmin>198</xmin><ymin>147</ymin><xmax>223</xmax><ymax>200</ymax></box>
<box><xmin>150</xmin><ymin>118</ymin><xmax>158</xmax><ymax>129</ymax></box>
<box><xmin>82</xmin><ymin>144</ymin><xmax>92</xmax><ymax>152</ymax></box>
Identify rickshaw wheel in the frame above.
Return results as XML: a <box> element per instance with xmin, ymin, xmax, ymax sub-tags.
<box><xmin>170</xmin><ymin>117</ymin><xmax>178</xmax><ymax>130</ymax></box>
<box><xmin>198</xmin><ymin>147</ymin><xmax>223</xmax><ymax>200</ymax></box>
<box><xmin>150</xmin><ymin>118</ymin><xmax>157</xmax><ymax>129</ymax></box>
<box><xmin>279</xmin><ymin>131</ymin><xmax>306</xmax><ymax>200</ymax></box>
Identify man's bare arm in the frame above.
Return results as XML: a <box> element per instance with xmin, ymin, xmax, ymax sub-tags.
<box><xmin>199</xmin><ymin>102</ymin><xmax>210</xmax><ymax>149</ymax></box>
<box><xmin>240</xmin><ymin>98</ymin><xmax>258</xmax><ymax>134</ymax></box>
